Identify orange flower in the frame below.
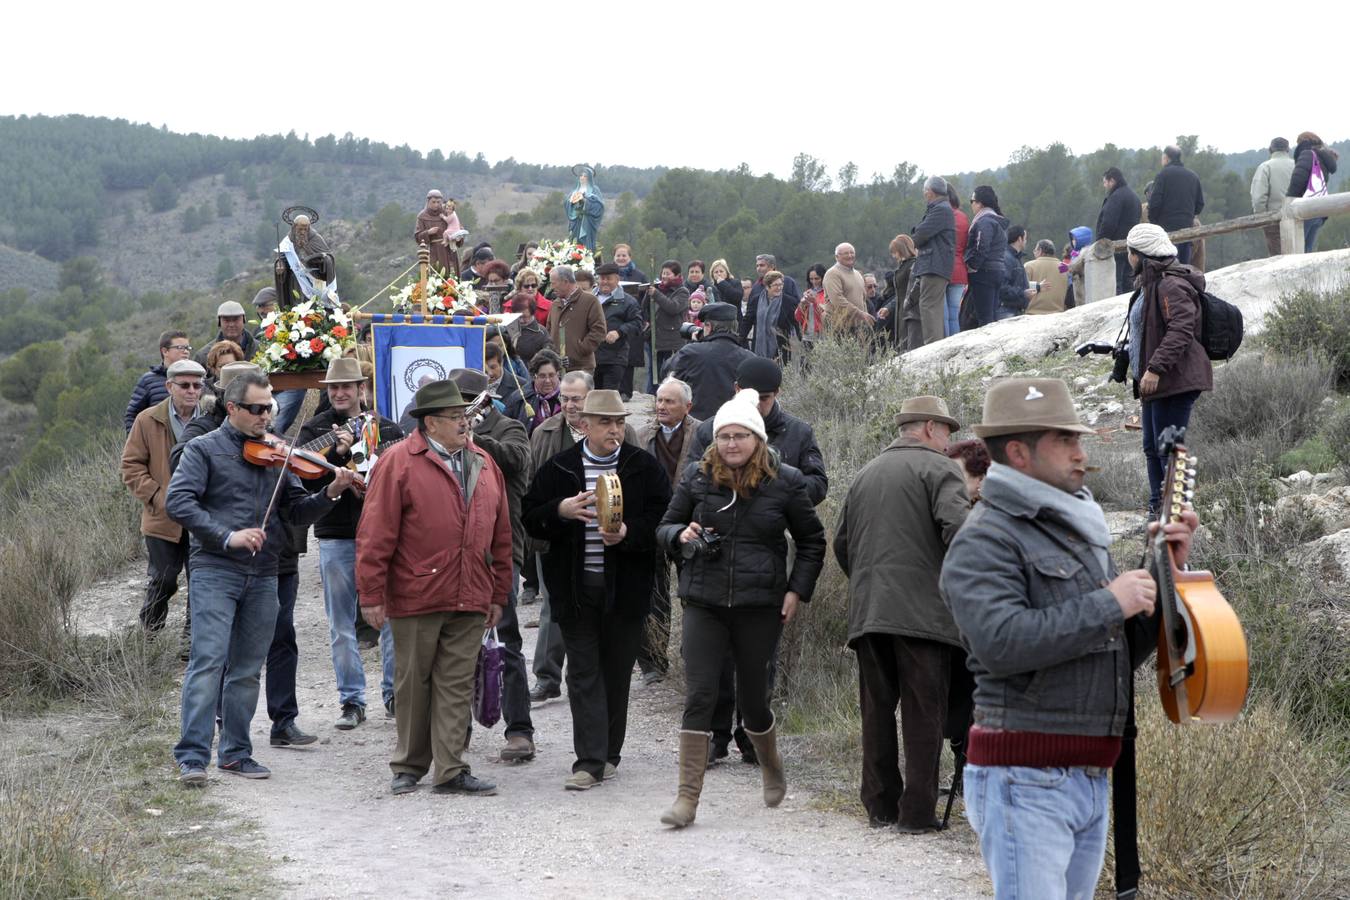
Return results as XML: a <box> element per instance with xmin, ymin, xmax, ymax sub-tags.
<box><xmin>331</xmin><ymin>325</ymin><xmax>348</xmax><ymax>339</ymax></box>
<box><xmin>310</xmin><ymin>337</ymin><xmax>326</xmax><ymax>353</ymax></box>
<box><xmin>284</xmin><ymin>344</ymin><xmax>298</xmax><ymax>360</ymax></box>
<box><xmin>264</xmin><ymin>324</ymin><xmax>277</xmax><ymax>339</ymax></box>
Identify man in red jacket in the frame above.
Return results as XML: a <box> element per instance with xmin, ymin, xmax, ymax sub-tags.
<box><xmin>357</xmin><ymin>380</ymin><xmax>513</xmax><ymax>797</ymax></box>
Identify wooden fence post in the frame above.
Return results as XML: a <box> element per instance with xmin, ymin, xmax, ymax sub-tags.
<box><xmin>1280</xmin><ymin>197</ymin><xmax>1303</xmax><ymax>255</ymax></box>
<box><xmin>1084</xmin><ymin>239</ymin><xmax>1117</xmax><ymax>303</ymax></box>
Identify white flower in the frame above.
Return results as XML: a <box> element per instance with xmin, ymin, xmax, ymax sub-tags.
<box><xmin>260</xmin><ymin>310</ymin><xmax>279</xmax><ymax>327</ymax></box>
<box><xmin>322</xmin><ymin>344</ymin><xmax>341</xmax><ymax>362</ymax></box>
<box><xmin>296</xmin><ymin>341</ymin><xmax>313</xmax><ymax>359</ymax></box>
<box><xmin>292</xmin><ymin>300</ymin><xmax>315</xmax><ymax>319</ymax></box>
<box><xmin>267</xmin><ymin>343</ymin><xmax>286</xmax><ymax>361</ymax></box>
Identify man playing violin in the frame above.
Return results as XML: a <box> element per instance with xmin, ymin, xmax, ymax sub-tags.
<box><xmin>940</xmin><ymin>378</ymin><xmax>1197</xmax><ymax>899</ymax></box>
<box><xmin>167</xmin><ymin>371</ymin><xmax>355</xmax><ymax>787</ymax></box>
<box><xmin>298</xmin><ymin>357</ymin><xmax>404</xmax><ymax>728</ymax></box>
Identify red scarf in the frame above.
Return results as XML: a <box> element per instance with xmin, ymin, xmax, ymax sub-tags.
<box><xmin>660</xmin><ymin>276</ymin><xmax>684</xmax><ymax>294</ymax></box>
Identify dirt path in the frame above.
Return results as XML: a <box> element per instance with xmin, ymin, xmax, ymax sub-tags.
<box><xmin>172</xmin><ymin>541</ymin><xmax>986</xmax><ymax>899</ymax></box>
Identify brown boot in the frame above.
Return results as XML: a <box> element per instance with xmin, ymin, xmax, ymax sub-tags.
<box><xmin>660</xmin><ymin>730</ymin><xmax>710</xmax><ymax>828</ymax></box>
<box><xmin>745</xmin><ymin>717</ymin><xmax>786</xmax><ymax>808</ymax></box>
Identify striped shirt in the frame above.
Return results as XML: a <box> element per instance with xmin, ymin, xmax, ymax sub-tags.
<box><xmin>580</xmin><ymin>441</ymin><xmax>620</xmax><ymax>573</ymax></box>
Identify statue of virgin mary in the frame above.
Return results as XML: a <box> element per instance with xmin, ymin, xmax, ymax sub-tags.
<box><xmin>565</xmin><ymin>164</ymin><xmax>605</xmax><ymax>250</ymax></box>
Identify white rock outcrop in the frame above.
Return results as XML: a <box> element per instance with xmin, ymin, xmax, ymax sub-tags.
<box><xmin>899</xmin><ymin>249</ymin><xmax>1350</xmax><ymax>376</ymax></box>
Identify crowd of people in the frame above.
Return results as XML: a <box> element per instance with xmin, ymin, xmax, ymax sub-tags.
<box><xmin>114</xmin><ymin>147</ymin><xmax>1253</xmax><ymax>896</ymax></box>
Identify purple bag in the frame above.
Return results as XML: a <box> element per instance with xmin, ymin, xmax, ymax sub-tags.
<box><xmin>473</xmin><ymin>628</ymin><xmax>504</xmax><ymax>728</ymax></box>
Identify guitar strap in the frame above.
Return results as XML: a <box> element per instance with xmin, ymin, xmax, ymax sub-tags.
<box><xmin>1113</xmin><ymin>640</ymin><xmax>1141</xmax><ymax>899</ymax></box>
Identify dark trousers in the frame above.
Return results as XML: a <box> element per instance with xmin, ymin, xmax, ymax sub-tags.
<box><xmin>522</xmin><ymin>551</ymin><xmax>540</xmax><ymax>592</ymax></box>
<box><xmin>558</xmin><ymin>580</ymin><xmax>644</xmax><ymax>779</ymax></box>
<box><xmin>1175</xmin><ymin>242</ymin><xmax>1193</xmax><ymax>266</ymax></box>
<box><xmin>595</xmin><ymin>362</ymin><xmax>626</xmax><ymax>392</ymax></box>
<box><xmin>619</xmin><ymin>363</ymin><xmax>636</xmax><ymax>398</ymax></box>
<box><xmin>637</xmin><ymin>555</ymin><xmax>672</xmax><ymax>675</ymax></box>
<box><xmin>966</xmin><ymin>271</ymin><xmax>1001</xmax><ymax>328</ymax></box>
<box><xmin>1142</xmin><ymin>389</ymin><xmax>1200</xmax><ymax>513</ymax></box>
<box><xmin>265</xmin><ymin>570</ymin><xmax>300</xmax><ymax>733</ymax></box>
<box><xmin>497</xmin><ymin>568</ymin><xmax>534</xmax><ymax>739</ymax></box>
<box><xmin>1114</xmin><ymin>252</ymin><xmax>1133</xmax><ymax>296</ymax></box>
<box><xmin>143</xmin><ymin>533</ymin><xmax>190</xmax><ymax>632</ymax></box>
<box><xmin>945</xmin><ymin>647</ymin><xmax>976</xmax><ymax>788</ymax></box>
<box><xmin>855</xmin><ymin>632</ymin><xmax>951</xmax><ymax>827</ymax></box>
<box><xmin>681</xmin><ymin>605</ymin><xmax>781</xmax><ymax>733</ymax></box>
<box><xmin>648</xmin><ymin>349</ymin><xmax>675</xmax><ymax>392</ymax></box>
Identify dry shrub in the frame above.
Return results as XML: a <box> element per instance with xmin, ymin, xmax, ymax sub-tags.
<box><xmin>0</xmin><ymin>744</ymin><xmax>127</xmax><ymax>897</ymax></box>
<box><xmin>1084</xmin><ymin>435</ymin><xmax>1150</xmax><ymax>511</ymax></box>
<box><xmin>0</xmin><ymin>434</ymin><xmax>149</xmax><ymax>706</ymax></box>
<box><xmin>1124</xmin><ymin>697</ymin><xmax>1347</xmax><ymax>898</ymax></box>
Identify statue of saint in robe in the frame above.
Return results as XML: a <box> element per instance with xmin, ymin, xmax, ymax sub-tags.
<box><xmin>274</xmin><ymin>212</ymin><xmax>337</xmax><ymax>308</ymax></box>
<box><xmin>565</xmin><ymin>165</ymin><xmax>604</xmax><ymax>250</ymax></box>
<box><xmin>413</xmin><ymin>189</ymin><xmax>466</xmax><ymax>276</ymax></box>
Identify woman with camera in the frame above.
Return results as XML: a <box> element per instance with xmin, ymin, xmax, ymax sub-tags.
<box><xmin>655</xmin><ymin>389</ymin><xmax>826</xmax><ymax>828</ymax></box>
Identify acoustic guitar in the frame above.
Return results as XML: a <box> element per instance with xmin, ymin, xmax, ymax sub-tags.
<box><xmin>1151</xmin><ymin>426</ymin><xmax>1249</xmax><ymax>724</ymax></box>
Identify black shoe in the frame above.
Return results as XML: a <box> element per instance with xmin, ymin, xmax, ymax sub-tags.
<box><xmin>432</xmin><ymin>771</ymin><xmax>497</xmax><ymax>796</ymax></box>
<box><xmin>270</xmin><ymin>723</ymin><xmax>317</xmax><ymax>748</ymax></box>
<box><xmin>529</xmin><ymin>683</ymin><xmax>560</xmax><ymax>703</ymax></box>
<box><xmin>868</xmin><ymin>815</ymin><xmax>898</xmax><ymax>829</ymax></box>
<box><xmin>335</xmin><ymin>703</ymin><xmax>366</xmax><ymax>730</ymax></box>
<box><xmin>894</xmin><ymin>818</ymin><xmax>943</xmax><ymax>834</ymax></box>
<box><xmin>390</xmin><ymin>773</ymin><xmax>419</xmax><ymax>795</ymax></box>
<box><xmin>519</xmin><ymin>586</ymin><xmax>539</xmax><ymax>606</ymax></box>
<box><xmin>706</xmin><ymin>737</ymin><xmax>730</xmax><ymax>768</ymax></box>
<box><xmin>384</xmin><ymin>698</ymin><xmax>395</xmax><ymax>719</ymax></box>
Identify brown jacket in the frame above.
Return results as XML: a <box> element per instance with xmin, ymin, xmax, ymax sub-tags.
<box><xmin>637</xmin><ymin>415</ymin><xmax>703</xmax><ymax>485</ymax></box>
<box><xmin>1135</xmin><ymin>259</ymin><xmax>1213</xmax><ymax>401</ymax></box>
<box><xmin>1023</xmin><ymin>256</ymin><xmax>1069</xmax><ymax>314</ymax></box>
<box><xmin>822</xmin><ymin>263</ymin><xmax>872</xmax><ymax>331</ymax></box>
<box><xmin>833</xmin><ymin>436</ymin><xmax>971</xmax><ymax>647</ymax></box>
<box><xmin>121</xmin><ymin>398</ymin><xmax>186</xmax><ymax>542</ymax></box>
<box><xmin>546</xmin><ymin>288</ymin><xmax>606</xmax><ymax>373</ymax></box>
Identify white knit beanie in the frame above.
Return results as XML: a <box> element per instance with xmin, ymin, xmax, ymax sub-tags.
<box><xmin>713</xmin><ymin>389</ymin><xmax>767</xmax><ymax>443</ymax></box>
<box><xmin>1126</xmin><ymin>223</ymin><xmax>1177</xmax><ymax>259</ymax></box>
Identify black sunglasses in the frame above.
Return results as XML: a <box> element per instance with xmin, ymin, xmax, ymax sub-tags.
<box><xmin>233</xmin><ymin>402</ymin><xmax>271</xmax><ymax>416</ymax></box>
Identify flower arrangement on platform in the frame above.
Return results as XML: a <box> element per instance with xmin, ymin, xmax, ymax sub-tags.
<box><xmin>391</xmin><ymin>270</ymin><xmax>480</xmax><ymax>315</ymax></box>
<box><xmin>527</xmin><ymin>239</ymin><xmax>597</xmax><ymax>279</ymax></box>
<box><xmin>254</xmin><ymin>301</ymin><xmax>354</xmax><ymax>372</ymax></box>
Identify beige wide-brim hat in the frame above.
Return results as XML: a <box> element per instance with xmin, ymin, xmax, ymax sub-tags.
<box><xmin>580</xmin><ymin>389</ymin><xmax>628</xmax><ymax>417</ymax></box>
<box><xmin>971</xmin><ymin>378</ymin><xmax>1095</xmax><ymax>438</ymax></box>
<box><xmin>894</xmin><ymin>395</ymin><xmax>960</xmax><ymax>430</ymax></box>
<box><xmin>319</xmin><ymin>357</ymin><xmax>365</xmax><ymax>384</ymax></box>
<box><xmin>215</xmin><ymin>361</ymin><xmax>262</xmax><ymax>390</ymax></box>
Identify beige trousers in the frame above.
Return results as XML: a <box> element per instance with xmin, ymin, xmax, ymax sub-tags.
<box><xmin>390</xmin><ymin>610</ymin><xmax>483</xmax><ymax>785</ymax></box>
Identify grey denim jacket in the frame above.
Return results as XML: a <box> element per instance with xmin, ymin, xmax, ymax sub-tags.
<box><xmin>939</xmin><ymin>477</ymin><xmax>1157</xmax><ymax>737</ymax></box>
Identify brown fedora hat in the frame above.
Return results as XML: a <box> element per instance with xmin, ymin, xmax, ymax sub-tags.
<box><xmin>894</xmin><ymin>395</ymin><xmax>960</xmax><ymax>430</ymax></box>
<box><xmin>319</xmin><ymin>357</ymin><xmax>365</xmax><ymax>384</ymax></box>
<box><xmin>971</xmin><ymin>378</ymin><xmax>1095</xmax><ymax>438</ymax></box>
<box><xmin>580</xmin><ymin>389</ymin><xmax>628</xmax><ymax>417</ymax></box>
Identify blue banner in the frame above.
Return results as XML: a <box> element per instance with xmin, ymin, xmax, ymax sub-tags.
<box><xmin>369</xmin><ymin>315</ymin><xmax>488</xmax><ymax>422</ymax></box>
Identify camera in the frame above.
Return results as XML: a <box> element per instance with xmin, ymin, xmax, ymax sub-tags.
<box><xmin>680</xmin><ymin>527</ymin><xmax>723</xmax><ymax>561</ymax></box>
<box><xmin>1075</xmin><ymin>341</ymin><xmax>1130</xmax><ymax>384</ymax></box>
<box><xmin>679</xmin><ymin>321</ymin><xmax>704</xmax><ymax>341</ymax></box>
<box><xmin>1075</xmin><ymin>341</ymin><xmax>1115</xmax><ymax>357</ymax></box>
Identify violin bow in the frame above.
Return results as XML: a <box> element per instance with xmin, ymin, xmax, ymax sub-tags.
<box><xmin>257</xmin><ymin>404</ymin><xmax>316</xmax><ymax>536</ymax></box>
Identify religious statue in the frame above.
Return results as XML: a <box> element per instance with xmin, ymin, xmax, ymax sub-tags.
<box><xmin>274</xmin><ymin>207</ymin><xmax>338</xmax><ymax>308</ymax></box>
<box><xmin>414</xmin><ymin>189</ymin><xmax>467</xmax><ymax>276</ymax></box>
<box><xmin>565</xmin><ymin>164</ymin><xmax>605</xmax><ymax>250</ymax></box>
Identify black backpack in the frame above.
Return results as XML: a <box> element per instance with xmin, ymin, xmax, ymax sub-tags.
<box><xmin>1197</xmin><ymin>289</ymin><xmax>1243</xmax><ymax>360</ymax></box>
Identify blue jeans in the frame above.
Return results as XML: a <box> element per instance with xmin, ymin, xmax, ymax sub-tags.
<box><xmin>944</xmin><ymin>283</ymin><xmax>966</xmax><ymax>337</ymax></box>
<box><xmin>964</xmin><ymin>764</ymin><xmax>1110</xmax><ymax>900</ymax></box>
<box><xmin>1142</xmin><ymin>389</ymin><xmax>1200</xmax><ymax>513</ymax></box>
<box><xmin>994</xmin><ymin>306</ymin><xmax>1018</xmax><ymax>321</ymax></box>
<box><xmin>320</xmin><ymin>539</ymin><xmax>368</xmax><ymax>707</ymax></box>
<box><xmin>175</xmin><ymin>566</ymin><xmax>279</xmax><ymax>768</ymax></box>
<box><xmin>1175</xmin><ymin>242</ymin><xmax>1193</xmax><ymax>266</ymax></box>
<box><xmin>379</xmin><ymin>620</ymin><xmax>394</xmax><ymax>707</ymax></box>
<box><xmin>271</xmin><ymin>389</ymin><xmax>306</xmax><ymax>435</ymax></box>
<box><xmin>1305</xmin><ymin>216</ymin><xmax>1328</xmax><ymax>253</ymax></box>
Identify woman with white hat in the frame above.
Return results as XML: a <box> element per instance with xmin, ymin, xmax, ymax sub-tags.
<box><xmin>655</xmin><ymin>389</ymin><xmax>827</xmax><ymax>828</ymax></box>
<box><xmin>1124</xmin><ymin>222</ymin><xmax>1212</xmax><ymax>514</ymax></box>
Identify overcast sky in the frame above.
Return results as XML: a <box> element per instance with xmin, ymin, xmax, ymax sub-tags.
<box><xmin>7</xmin><ymin>1</ymin><xmax>1347</xmax><ymax>181</ymax></box>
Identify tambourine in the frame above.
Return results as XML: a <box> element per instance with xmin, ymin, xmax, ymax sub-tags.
<box><xmin>594</xmin><ymin>473</ymin><xmax>623</xmax><ymax>534</ymax></box>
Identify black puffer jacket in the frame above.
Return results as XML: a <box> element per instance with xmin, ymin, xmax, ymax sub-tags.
<box><xmin>595</xmin><ymin>289</ymin><xmax>642</xmax><ymax>367</ymax></box>
<box><xmin>998</xmin><ymin>246</ymin><xmax>1030</xmax><ymax>314</ymax></box>
<box><xmin>657</xmin><ymin>462</ymin><xmax>826</xmax><ymax>609</ymax></box>
<box><xmin>1287</xmin><ymin>142</ymin><xmax>1340</xmax><ymax>197</ymax></box>
<box><xmin>664</xmin><ymin>331</ymin><xmax>758</xmax><ymax>421</ymax></box>
<box><xmin>685</xmin><ymin>403</ymin><xmax>828</xmax><ymax>505</ymax></box>
<box><xmin>964</xmin><ymin>211</ymin><xmax>1008</xmax><ymax>276</ymax></box>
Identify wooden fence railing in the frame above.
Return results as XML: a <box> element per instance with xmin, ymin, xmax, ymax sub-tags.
<box><xmin>1083</xmin><ymin>193</ymin><xmax>1350</xmax><ymax>302</ymax></box>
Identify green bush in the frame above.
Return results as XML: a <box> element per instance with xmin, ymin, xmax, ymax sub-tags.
<box><xmin>1264</xmin><ymin>284</ymin><xmax>1350</xmax><ymax>385</ymax></box>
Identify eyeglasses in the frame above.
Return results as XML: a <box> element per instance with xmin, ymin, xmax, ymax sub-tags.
<box><xmin>171</xmin><ymin>381</ymin><xmax>203</xmax><ymax>390</ymax></box>
<box><xmin>234</xmin><ymin>402</ymin><xmax>271</xmax><ymax>416</ymax></box>
<box><xmin>428</xmin><ymin>411</ymin><xmax>467</xmax><ymax>423</ymax></box>
<box><xmin>167</xmin><ymin>344</ymin><xmax>192</xmax><ymax>352</ymax></box>
<box><xmin>715</xmin><ymin>432</ymin><xmax>756</xmax><ymax>444</ymax></box>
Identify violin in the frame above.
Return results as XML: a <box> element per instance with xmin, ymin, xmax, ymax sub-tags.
<box><xmin>243</xmin><ymin>434</ymin><xmax>365</xmax><ymax>489</ymax></box>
